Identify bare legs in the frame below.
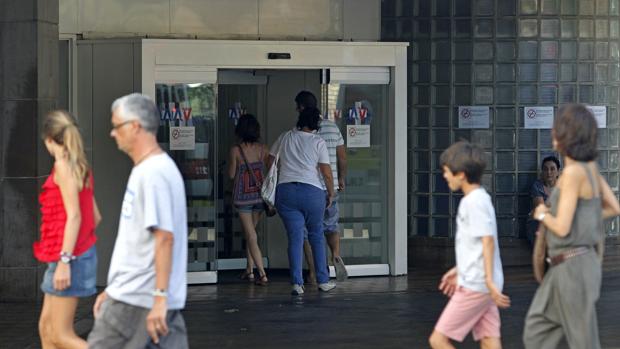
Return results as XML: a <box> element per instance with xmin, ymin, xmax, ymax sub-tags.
<box><xmin>239</xmin><ymin>211</ymin><xmax>267</xmax><ymax>282</ymax></box>
<box><xmin>39</xmin><ymin>294</ymin><xmax>87</xmax><ymax>349</ymax></box>
<box><xmin>304</xmin><ymin>231</ymin><xmax>341</xmax><ymax>283</ymax></box>
<box><xmin>303</xmin><ymin>240</ymin><xmax>317</xmax><ymax>283</ymax></box>
<box><xmin>429</xmin><ymin>331</ymin><xmax>502</xmax><ymax>349</ymax></box>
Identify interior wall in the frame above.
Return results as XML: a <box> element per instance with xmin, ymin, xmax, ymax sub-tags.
<box><xmin>262</xmin><ymin>70</ymin><xmax>321</xmax><ymax>269</ymax></box>
<box><xmin>77</xmin><ymin>41</ymin><xmax>141</xmax><ymax>285</ymax></box>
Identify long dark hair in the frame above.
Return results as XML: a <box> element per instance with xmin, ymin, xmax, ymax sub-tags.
<box><xmin>296</xmin><ymin>107</ymin><xmax>321</xmax><ymax>131</ymax></box>
<box><xmin>235</xmin><ymin>114</ymin><xmax>260</xmax><ymax>143</ymax></box>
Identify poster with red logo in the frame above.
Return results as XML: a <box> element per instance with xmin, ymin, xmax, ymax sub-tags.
<box><xmin>346</xmin><ymin>125</ymin><xmax>370</xmax><ymax>148</ymax></box>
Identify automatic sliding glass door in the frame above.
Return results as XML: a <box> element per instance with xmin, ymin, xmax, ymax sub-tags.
<box><xmin>155</xmin><ymin>82</ymin><xmax>218</xmax><ymax>284</ymax></box>
<box><xmin>324</xmin><ymin>68</ymin><xmax>391</xmax><ymax>276</ymax></box>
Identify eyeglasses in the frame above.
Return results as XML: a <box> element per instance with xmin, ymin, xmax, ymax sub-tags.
<box><xmin>110</xmin><ymin>120</ymin><xmax>135</xmax><ymax>131</ymax></box>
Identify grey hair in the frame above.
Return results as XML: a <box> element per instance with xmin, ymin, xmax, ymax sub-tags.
<box><xmin>111</xmin><ymin>93</ymin><xmax>159</xmax><ymax>134</ymax></box>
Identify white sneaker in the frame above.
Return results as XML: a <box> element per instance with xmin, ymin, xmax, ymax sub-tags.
<box><xmin>334</xmin><ymin>256</ymin><xmax>348</xmax><ymax>281</ymax></box>
<box><xmin>318</xmin><ymin>282</ymin><xmax>336</xmax><ymax>292</ymax></box>
<box><xmin>291</xmin><ymin>284</ymin><xmax>305</xmax><ymax>296</ymax></box>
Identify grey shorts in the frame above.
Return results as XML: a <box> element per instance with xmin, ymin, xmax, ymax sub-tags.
<box><xmin>304</xmin><ymin>194</ymin><xmax>340</xmax><ymax>239</ymax></box>
<box><xmin>88</xmin><ymin>297</ymin><xmax>188</xmax><ymax>349</ymax></box>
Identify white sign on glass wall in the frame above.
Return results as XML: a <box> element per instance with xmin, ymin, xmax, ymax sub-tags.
<box><xmin>458</xmin><ymin>106</ymin><xmax>489</xmax><ymax>128</ymax></box>
<box><xmin>524</xmin><ymin>106</ymin><xmax>554</xmax><ymax>129</ymax></box>
<box><xmin>170</xmin><ymin>126</ymin><xmax>196</xmax><ymax>150</ymax></box>
<box><xmin>346</xmin><ymin>125</ymin><xmax>370</xmax><ymax>148</ymax></box>
<box><xmin>586</xmin><ymin>106</ymin><xmax>606</xmax><ymax>128</ymax></box>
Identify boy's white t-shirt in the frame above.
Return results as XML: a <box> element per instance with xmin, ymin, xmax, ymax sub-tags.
<box><xmin>455</xmin><ymin>187</ymin><xmax>504</xmax><ymax>293</ymax></box>
<box><xmin>106</xmin><ymin>153</ymin><xmax>188</xmax><ymax>310</ymax></box>
<box><xmin>270</xmin><ymin>128</ymin><xmax>330</xmax><ymax>190</ymax></box>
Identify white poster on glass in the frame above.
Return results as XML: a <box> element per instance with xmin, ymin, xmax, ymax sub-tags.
<box><xmin>458</xmin><ymin>106</ymin><xmax>490</xmax><ymax>128</ymax></box>
<box><xmin>586</xmin><ymin>106</ymin><xmax>606</xmax><ymax>128</ymax></box>
<box><xmin>346</xmin><ymin>125</ymin><xmax>371</xmax><ymax>148</ymax></box>
<box><xmin>524</xmin><ymin>106</ymin><xmax>554</xmax><ymax>129</ymax></box>
<box><xmin>170</xmin><ymin>126</ymin><xmax>196</xmax><ymax>150</ymax></box>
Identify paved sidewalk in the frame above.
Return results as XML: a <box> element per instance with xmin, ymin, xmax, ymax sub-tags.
<box><xmin>2</xmin><ymin>265</ymin><xmax>619</xmax><ymax>348</ymax></box>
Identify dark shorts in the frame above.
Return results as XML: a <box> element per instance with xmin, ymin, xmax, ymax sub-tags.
<box><xmin>40</xmin><ymin>245</ymin><xmax>97</xmax><ymax>297</ymax></box>
<box><xmin>88</xmin><ymin>298</ymin><xmax>188</xmax><ymax>349</ymax></box>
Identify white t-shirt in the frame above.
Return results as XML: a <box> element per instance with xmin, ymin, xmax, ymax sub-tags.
<box><xmin>317</xmin><ymin>119</ymin><xmax>344</xmax><ymax>190</ymax></box>
<box><xmin>106</xmin><ymin>153</ymin><xmax>188</xmax><ymax>310</ymax></box>
<box><xmin>455</xmin><ymin>188</ymin><xmax>504</xmax><ymax>293</ymax></box>
<box><xmin>270</xmin><ymin>129</ymin><xmax>330</xmax><ymax>190</ymax></box>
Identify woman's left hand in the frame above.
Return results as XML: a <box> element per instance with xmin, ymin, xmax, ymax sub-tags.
<box><xmin>54</xmin><ymin>262</ymin><xmax>71</xmax><ymax>291</ymax></box>
<box><xmin>533</xmin><ymin>203</ymin><xmax>549</xmax><ymax>220</ymax></box>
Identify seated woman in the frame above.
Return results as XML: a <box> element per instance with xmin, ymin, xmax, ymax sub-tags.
<box><xmin>526</xmin><ymin>155</ymin><xmax>561</xmax><ymax>246</ymax></box>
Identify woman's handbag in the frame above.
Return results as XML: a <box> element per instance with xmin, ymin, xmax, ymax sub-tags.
<box><xmin>261</xmin><ymin>131</ymin><xmax>290</xmax><ymax>210</ymax></box>
<box><xmin>532</xmin><ymin>227</ymin><xmax>547</xmax><ymax>283</ymax></box>
<box><xmin>238</xmin><ymin>146</ymin><xmax>277</xmax><ymax>217</ymax></box>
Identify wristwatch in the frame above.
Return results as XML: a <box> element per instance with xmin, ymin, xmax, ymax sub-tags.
<box><xmin>152</xmin><ymin>288</ymin><xmax>168</xmax><ymax>298</ymax></box>
<box><xmin>59</xmin><ymin>251</ymin><xmax>76</xmax><ymax>264</ymax></box>
<box><xmin>536</xmin><ymin>212</ymin><xmax>546</xmax><ymax>222</ymax></box>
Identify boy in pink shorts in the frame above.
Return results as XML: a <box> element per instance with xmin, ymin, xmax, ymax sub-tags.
<box><xmin>429</xmin><ymin>141</ymin><xmax>511</xmax><ymax>349</ymax></box>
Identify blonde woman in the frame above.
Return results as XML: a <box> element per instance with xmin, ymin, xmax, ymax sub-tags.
<box><xmin>35</xmin><ymin>111</ymin><xmax>101</xmax><ymax>349</ymax></box>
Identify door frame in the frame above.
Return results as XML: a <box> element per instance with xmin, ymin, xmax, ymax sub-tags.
<box><xmin>141</xmin><ymin>39</ymin><xmax>409</xmax><ymax>279</ymax></box>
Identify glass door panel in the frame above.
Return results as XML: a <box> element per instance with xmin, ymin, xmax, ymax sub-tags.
<box><xmin>326</xmin><ymin>83</ymin><xmax>389</xmax><ymax>265</ymax></box>
<box><xmin>216</xmin><ymin>84</ymin><xmax>266</xmax><ymax>265</ymax></box>
<box><xmin>155</xmin><ymin>83</ymin><xmax>218</xmax><ymax>275</ymax></box>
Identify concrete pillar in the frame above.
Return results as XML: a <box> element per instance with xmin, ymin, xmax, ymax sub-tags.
<box><xmin>0</xmin><ymin>0</ymin><xmax>59</xmax><ymax>301</ymax></box>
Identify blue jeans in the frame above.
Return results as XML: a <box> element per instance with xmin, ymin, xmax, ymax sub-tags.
<box><xmin>276</xmin><ymin>182</ymin><xmax>329</xmax><ymax>285</ymax></box>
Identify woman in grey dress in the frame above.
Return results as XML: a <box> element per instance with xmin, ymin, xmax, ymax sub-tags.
<box><xmin>523</xmin><ymin>104</ymin><xmax>620</xmax><ymax>348</ymax></box>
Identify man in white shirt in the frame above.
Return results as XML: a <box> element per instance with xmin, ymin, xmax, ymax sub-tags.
<box><xmin>88</xmin><ymin>93</ymin><xmax>188</xmax><ymax>349</ymax></box>
<box><xmin>294</xmin><ymin>91</ymin><xmax>349</xmax><ymax>282</ymax></box>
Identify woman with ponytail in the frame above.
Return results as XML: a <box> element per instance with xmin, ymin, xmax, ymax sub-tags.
<box><xmin>35</xmin><ymin>110</ymin><xmax>101</xmax><ymax>349</ymax></box>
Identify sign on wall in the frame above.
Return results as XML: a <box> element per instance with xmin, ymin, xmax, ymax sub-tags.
<box><xmin>524</xmin><ymin>106</ymin><xmax>554</xmax><ymax>129</ymax></box>
<box><xmin>586</xmin><ymin>106</ymin><xmax>607</xmax><ymax>128</ymax></box>
<box><xmin>458</xmin><ymin>106</ymin><xmax>489</xmax><ymax>128</ymax></box>
<box><xmin>170</xmin><ymin>126</ymin><xmax>196</xmax><ymax>150</ymax></box>
<box><xmin>346</xmin><ymin>125</ymin><xmax>371</xmax><ymax>148</ymax></box>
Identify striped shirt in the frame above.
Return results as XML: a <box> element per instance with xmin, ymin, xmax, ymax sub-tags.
<box><xmin>317</xmin><ymin>119</ymin><xmax>344</xmax><ymax>189</ymax></box>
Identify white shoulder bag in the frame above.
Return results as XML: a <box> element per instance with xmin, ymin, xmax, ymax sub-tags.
<box><xmin>261</xmin><ymin>131</ymin><xmax>290</xmax><ymax>207</ymax></box>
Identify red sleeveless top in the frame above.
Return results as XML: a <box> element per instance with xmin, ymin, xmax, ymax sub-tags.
<box><xmin>33</xmin><ymin>170</ymin><xmax>97</xmax><ymax>263</ymax></box>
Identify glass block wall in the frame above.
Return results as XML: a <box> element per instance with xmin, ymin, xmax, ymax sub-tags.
<box><xmin>382</xmin><ymin>0</ymin><xmax>620</xmax><ymax>238</ymax></box>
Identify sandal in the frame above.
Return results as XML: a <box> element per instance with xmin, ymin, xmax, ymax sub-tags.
<box><xmin>255</xmin><ymin>273</ymin><xmax>269</xmax><ymax>286</ymax></box>
<box><xmin>239</xmin><ymin>271</ymin><xmax>255</xmax><ymax>282</ymax></box>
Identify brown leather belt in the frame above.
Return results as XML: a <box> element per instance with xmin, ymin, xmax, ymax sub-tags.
<box><xmin>546</xmin><ymin>247</ymin><xmax>592</xmax><ymax>266</ymax></box>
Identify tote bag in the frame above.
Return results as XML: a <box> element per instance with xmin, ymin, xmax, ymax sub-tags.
<box><xmin>261</xmin><ymin>131</ymin><xmax>291</xmax><ymax>207</ymax></box>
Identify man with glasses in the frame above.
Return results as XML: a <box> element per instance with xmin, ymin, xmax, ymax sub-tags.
<box><xmin>88</xmin><ymin>93</ymin><xmax>189</xmax><ymax>348</ymax></box>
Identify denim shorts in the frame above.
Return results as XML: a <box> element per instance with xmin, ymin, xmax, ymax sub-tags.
<box><xmin>235</xmin><ymin>202</ymin><xmax>264</xmax><ymax>213</ymax></box>
<box><xmin>41</xmin><ymin>245</ymin><xmax>97</xmax><ymax>297</ymax></box>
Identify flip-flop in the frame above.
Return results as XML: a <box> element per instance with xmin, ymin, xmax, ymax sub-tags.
<box><xmin>334</xmin><ymin>256</ymin><xmax>348</xmax><ymax>281</ymax></box>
